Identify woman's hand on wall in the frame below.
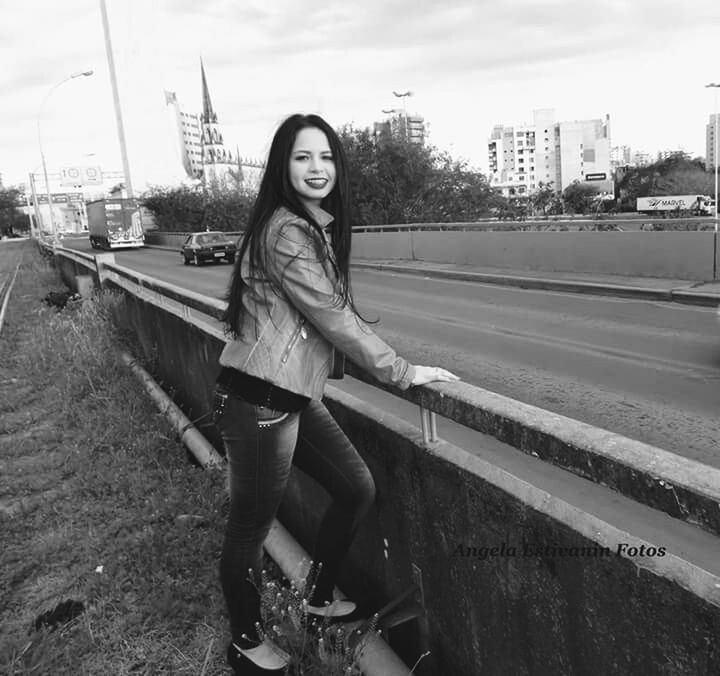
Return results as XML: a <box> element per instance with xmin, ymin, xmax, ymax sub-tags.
<box><xmin>411</xmin><ymin>365</ymin><xmax>460</xmax><ymax>386</ymax></box>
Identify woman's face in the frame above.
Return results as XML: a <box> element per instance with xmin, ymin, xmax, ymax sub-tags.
<box><xmin>288</xmin><ymin>127</ymin><xmax>336</xmax><ymax>207</ymax></box>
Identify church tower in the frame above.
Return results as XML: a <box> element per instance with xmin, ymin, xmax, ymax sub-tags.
<box><xmin>199</xmin><ymin>59</ymin><xmax>237</xmax><ymax>185</ymax></box>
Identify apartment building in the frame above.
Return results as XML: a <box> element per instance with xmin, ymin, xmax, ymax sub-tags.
<box><xmin>488</xmin><ymin>109</ymin><xmax>612</xmax><ymax>196</ymax></box>
<box><xmin>631</xmin><ymin>151</ymin><xmax>652</xmax><ymax>167</ymax></box>
<box><xmin>610</xmin><ymin>145</ymin><xmax>631</xmax><ymax>168</ymax></box>
<box><xmin>374</xmin><ymin>113</ymin><xmax>426</xmax><ymax>145</ymax></box>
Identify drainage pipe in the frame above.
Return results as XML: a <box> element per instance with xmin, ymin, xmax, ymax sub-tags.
<box><xmin>120</xmin><ymin>351</ymin><xmax>412</xmax><ymax>675</ymax></box>
<box><xmin>119</xmin><ymin>350</ymin><xmax>223</xmax><ymax>469</ymax></box>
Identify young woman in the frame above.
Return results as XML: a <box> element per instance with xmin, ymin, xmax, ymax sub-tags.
<box><xmin>214</xmin><ymin>113</ymin><xmax>458</xmax><ymax>674</ymax></box>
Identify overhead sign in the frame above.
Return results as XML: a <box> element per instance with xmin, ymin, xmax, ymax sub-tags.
<box><xmin>36</xmin><ymin>192</ymin><xmax>84</xmax><ymax>205</ymax></box>
<box><xmin>585</xmin><ymin>173</ymin><xmax>607</xmax><ymax>181</ymax></box>
<box><xmin>59</xmin><ymin>165</ymin><xmax>103</xmax><ymax>186</ymax></box>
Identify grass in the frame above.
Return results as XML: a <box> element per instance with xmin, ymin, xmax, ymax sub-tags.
<box><xmin>0</xmin><ymin>244</ymin><xmax>374</xmax><ymax>675</ymax></box>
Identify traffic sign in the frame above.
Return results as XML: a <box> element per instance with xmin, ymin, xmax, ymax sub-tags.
<box><xmin>585</xmin><ymin>173</ymin><xmax>607</xmax><ymax>181</ymax></box>
<box><xmin>59</xmin><ymin>165</ymin><xmax>103</xmax><ymax>186</ymax></box>
<box><xmin>35</xmin><ymin>192</ymin><xmax>84</xmax><ymax>205</ymax></box>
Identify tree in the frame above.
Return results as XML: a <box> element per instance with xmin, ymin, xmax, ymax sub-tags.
<box><xmin>562</xmin><ymin>181</ymin><xmax>598</xmax><ymax>215</ymax></box>
<box><xmin>141</xmin><ymin>183</ymin><xmax>254</xmax><ymax>232</ymax></box>
<box><xmin>338</xmin><ymin>125</ymin><xmax>502</xmax><ymax>225</ymax></box>
<box><xmin>0</xmin><ymin>188</ymin><xmax>28</xmax><ymax>236</ymax></box>
<box><xmin>530</xmin><ymin>181</ymin><xmax>556</xmax><ymax>216</ymax></box>
<box><xmin>616</xmin><ymin>156</ymin><xmax>714</xmax><ymax>211</ymax></box>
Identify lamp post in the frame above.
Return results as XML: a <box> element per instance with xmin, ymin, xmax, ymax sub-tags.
<box><xmin>705</xmin><ymin>84</ymin><xmax>719</xmax><ymax>226</ymax></box>
<box><xmin>706</xmin><ymin>83</ymin><xmax>719</xmax><ymax>279</ymax></box>
<box><xmin>392</xmin><ymin>90</ymin><xmax>413</xmax><ymax>116</ymax></box>
<box><xmin>37</xmin><ymin>70</ymin><xmax>94</xmax><ymax>243</ymax></box>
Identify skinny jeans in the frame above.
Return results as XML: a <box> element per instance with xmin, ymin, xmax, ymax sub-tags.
<box><xmin>214</xmin><ymin>387</ymin><xmax>376</xmax><ymax>647</ymax></box>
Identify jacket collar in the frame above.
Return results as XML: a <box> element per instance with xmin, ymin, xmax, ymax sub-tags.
<box><xmin>304</xmin><ymin>203</ymin><xmax>334</xmax><ymax>229</ymax></box>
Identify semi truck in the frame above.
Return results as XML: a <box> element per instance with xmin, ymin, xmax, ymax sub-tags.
<box><xmin>636</xmin><ymin>195</ymin><xmax>714</xmax><ymax>217</ymax></box>
<box><xmin>87</xmin><ymin>198</ymin><xmax>145</xmax><ymax>250</ymax></box>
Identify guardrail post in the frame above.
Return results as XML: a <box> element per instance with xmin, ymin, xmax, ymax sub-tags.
<box><xmin>419</xmin><ymin>406</ymin><xmax>438</xmax><ymax>444</ymax></box>
<box><xmin>93</xmin><ymin>252</ymin><xmax>116</xmax><ymax>288</ymax></box>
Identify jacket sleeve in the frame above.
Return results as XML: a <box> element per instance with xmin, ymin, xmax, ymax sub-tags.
<box><xmin>267</xmin><ymin>218</ymin><xmax>416</xmax><ymax>390</ymax></box>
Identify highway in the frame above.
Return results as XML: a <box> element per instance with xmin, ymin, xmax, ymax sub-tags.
<box><xmin>65</xmin><ymin>239</ymin><xmax>720</xmax><ymax>468</ymax></box>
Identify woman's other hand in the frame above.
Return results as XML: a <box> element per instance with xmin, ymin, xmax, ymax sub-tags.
<box><xmin>411</xmin><ymin>365</ymin><xmax>460</xmax><ymax>386</ymax></box>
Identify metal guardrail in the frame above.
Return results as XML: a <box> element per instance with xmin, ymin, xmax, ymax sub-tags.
<box><xmin>50</xmin><ymin>246</ymin><xmax>720</xmax><ymax>538</ymax></box>
<box><xmin>351</xmin><ymin>217</ymin><xmax>716</xmax><ymax>232</ymax></box>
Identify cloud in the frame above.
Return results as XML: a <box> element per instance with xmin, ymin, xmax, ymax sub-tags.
<box><xmin>2</xmin><ymin>0</ymin><xmax>719</xmax><ymax>188</ymax></box>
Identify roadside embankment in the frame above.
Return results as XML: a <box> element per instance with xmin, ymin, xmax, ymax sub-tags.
<box><xmin>0</xmin><ymin>243</ymin><xmax>231</xmax><ymax>674</ymax></box>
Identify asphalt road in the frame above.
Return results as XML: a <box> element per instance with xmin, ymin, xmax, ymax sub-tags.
<box><xmin>65</xmin><ymin>239</ymin><xmax>720</xmax><ymax>468</ymax></box>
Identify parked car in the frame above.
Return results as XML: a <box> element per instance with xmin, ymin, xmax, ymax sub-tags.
<box><xmin>181</xmin><ymin>231</ymin><xmax>237</xmax><ymax>265</ymax></box>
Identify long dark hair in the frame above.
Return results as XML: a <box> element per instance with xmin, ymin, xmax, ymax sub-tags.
<box><xmin>222</xmin><ymin>113</ymin><xmax>366</xmax><ymax>337</ymax></box>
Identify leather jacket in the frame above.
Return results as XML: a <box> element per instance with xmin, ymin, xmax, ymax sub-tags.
<box><xmin>219</xmin><ymin>206</ymin><xmax>416</xmax><ymax>399</ymax></box>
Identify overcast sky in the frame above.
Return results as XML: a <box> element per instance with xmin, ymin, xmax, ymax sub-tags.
<box><xmin>2</xmin><ymin>0</ymin><xmax>720</xmax><ymax>191</ymax></box>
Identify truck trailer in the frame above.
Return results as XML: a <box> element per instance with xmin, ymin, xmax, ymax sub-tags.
<box><xmin>636</xmin><ymin>195</ymin><xmax>714</xmax><ymax>217</ymax></box>
<box><xmin>87</xmin><ymin>198</ymin><xmax>145</xmax><ymax>250</ymax></box>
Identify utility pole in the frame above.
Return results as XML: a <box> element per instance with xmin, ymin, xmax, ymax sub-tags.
<box><xmin>28</xmin><ymin>172</ymin><xmax>41</xmax><ymax>238</ymax></box>
<box><xmin>99</xmin><ymin>0</ymin><xmax>134</xmax><ymax>198</ymax></box>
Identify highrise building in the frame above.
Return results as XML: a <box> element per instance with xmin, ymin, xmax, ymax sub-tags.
<box><xmin>487</xmin><ymin>109</ymin><xmax>612</xmax><ymax>196</ymax></box>
<box><xmin>631</xmin><ymin>151</ymin><xmax>652</xmax><ymax>167</ymax></box>
<box><xmin>610</xmin><ymin>145</ymin><xmax>631</xmax><ymax>168</ymax></box>
<box><xmin>374</xmin><ymin>113</ymin><xmax>426</xmax><ymax>145</ymax></box>
<box><xmin>706</xmin><ymin>113</ymin><xmax>719</xmax><ymax>170</ymax></box>
<box><xmin>656</xmin><ymin>150</ymin><xmax>690</xmax><ymax>162</ymax></box>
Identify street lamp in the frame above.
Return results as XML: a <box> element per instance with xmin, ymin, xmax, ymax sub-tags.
<box><xmin>392</xmin><ymin>90</ymin><xmax>413</xmax><ymax>116</ymax></box>
<box><xmin>706</xmin><ymin>83</ymin><xmax>719</xmax><ymax>280</ymax></box>
<box><xmin>37</xmin><ymin>70</ymin><xmax>94</xmax><ymax>243</ymax></box>
<box><xmin>706</xmin><ymin>83</ymin><xmax>719</xmax><ymax>230</ymax></box>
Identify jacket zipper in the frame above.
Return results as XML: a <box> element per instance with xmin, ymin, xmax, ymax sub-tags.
<box><xmin>281</xmin><ymin>319</ymin><xmax>306</xmax><ymax>363</ymax></box>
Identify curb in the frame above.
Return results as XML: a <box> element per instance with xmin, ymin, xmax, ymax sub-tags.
<box><xmin>352</xmin><ymin>262</ymin><xmax>720</xmax><ymax>307</ymax></box>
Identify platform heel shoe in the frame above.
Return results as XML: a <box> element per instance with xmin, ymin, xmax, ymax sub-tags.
<box><xmin>304</xmin><ymin>599</ymin><xmax>364</xmax><ymax>626</ymax></box>
<box><xmin>226</xmin><ymin>641</ymin><xmax>289</xmax><ymax>675</ymax></box>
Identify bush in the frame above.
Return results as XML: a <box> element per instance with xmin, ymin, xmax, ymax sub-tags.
<box><xmin>142</xmin><ymin>185</ymin><xmax>255</xmax><ymax>233</ymax></box>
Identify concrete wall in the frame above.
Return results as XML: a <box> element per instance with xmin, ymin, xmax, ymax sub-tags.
<box><xmin>287</xmin><ymin>395</ymin><xmax>720</xmax><ymax>675</ymax></box>
<box><xmin>146</xmin><ymin>228</ymin><xmax>717</xmax><ymax>280</ymax></box>
<box><xmin>53</xmin><ymin>249</ymin><xmax>720</xmax><ymax>675</ymax></box>
<box><xmin>352</xmin><ymin>231</ymin><xmax>717</xmax><ymax>281</ymax></box>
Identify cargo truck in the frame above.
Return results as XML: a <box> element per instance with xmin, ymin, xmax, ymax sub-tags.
<box><xmin>87</xmin><ymin>198</ymin><xmax>145</xmax><ymax>250</ymax></box>
<box><xmin>636</xmin><ymin>195</ymin><xmax>714</xmax><ymax>217</ymax></box>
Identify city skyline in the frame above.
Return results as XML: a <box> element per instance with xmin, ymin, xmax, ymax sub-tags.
<box><xmin>2</xmin><ymin>0</ymin><xmax>719</xmax><ymax>191</ymax></box>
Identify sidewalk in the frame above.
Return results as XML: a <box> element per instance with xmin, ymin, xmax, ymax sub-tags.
<box><xmin>352</xmin><ymin>259</ymin><xmax>720</xmax><ymax>307</ymax></box>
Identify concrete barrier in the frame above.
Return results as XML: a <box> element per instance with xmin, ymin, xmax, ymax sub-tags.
<box><xmin>51</xmin><ymin>247</ymin><xmax>720</xmax><ymax>675</ymax></box>
<box><xmin>352</xmin><ymin>231</ymin><xmax>716</xmax><ymax>281</ymax></box>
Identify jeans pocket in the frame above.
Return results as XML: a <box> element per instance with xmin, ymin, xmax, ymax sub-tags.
<box><xmin>255</xmin><ymin>406</ymin><xmax>289</xmax><ymax>428</ymax></box>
